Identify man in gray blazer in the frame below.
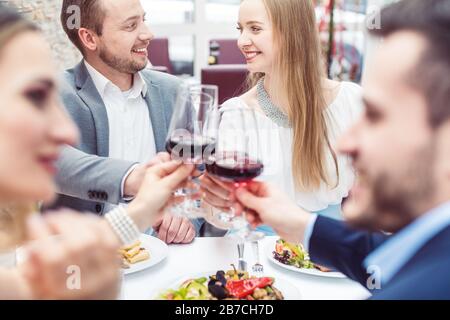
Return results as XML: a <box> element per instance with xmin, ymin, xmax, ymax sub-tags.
<box><xmin>52</xmin><ymin>0</ymin><xmax>203</xmax><ymax>244</ymax></box>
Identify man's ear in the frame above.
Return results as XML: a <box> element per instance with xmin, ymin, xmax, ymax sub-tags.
<box><xmin>78</xmin><ymin>28</ymin><xmax>98</xmax><ymax>52</ymax></box>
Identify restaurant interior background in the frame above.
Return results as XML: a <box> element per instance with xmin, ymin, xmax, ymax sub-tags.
<box><xmin>5</xmin><ymin>0</ymin><xmax>396</xmax><ymax>104</ymax></box>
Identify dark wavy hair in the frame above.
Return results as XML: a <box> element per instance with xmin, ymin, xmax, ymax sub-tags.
<box><xmin>369</xmin><ymin>0</ymin><xmax>450</xmax><ymax>128</ymax></box>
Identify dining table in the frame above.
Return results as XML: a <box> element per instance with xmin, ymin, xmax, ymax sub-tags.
<box><xmin>120</xmin><ymin>236</ymin><xmax>371</xmax><ymax>300</ymax></box>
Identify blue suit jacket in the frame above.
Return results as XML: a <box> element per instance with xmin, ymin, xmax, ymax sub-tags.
<box><xmin>309</xmin><ymin>216</ymin><xmax>450</xmax><ymax>299</ymax></box>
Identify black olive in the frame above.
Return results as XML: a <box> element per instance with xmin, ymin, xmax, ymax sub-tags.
<box><xmin>208</xmin><ymin>278</ymin><xmax>219</xmax><ymax>287</ymax></box>
<box><xmin>208</xmin><ymin>284</ymin><xmax>228</xmax><ymax>300</ymax></box>
<box><xmin>216</xmin><ymin>271</ymin><xmax>227</xmax><ymax>286</ymax></box>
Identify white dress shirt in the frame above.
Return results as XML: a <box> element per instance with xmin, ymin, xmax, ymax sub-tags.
<box><xmin>84</xmin><ymin>61</ymin><xmax>156</xmax><ymax>199</ymax></box>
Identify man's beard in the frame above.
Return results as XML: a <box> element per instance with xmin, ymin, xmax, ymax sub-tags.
<box><xmin>347</xmin><ymin>143</ymin><xmax>437</xmax><ymax>233</ymax></box>
<box><xmin>99</xmin><ymin>45</ymin><xmax>146</xmax><ymax>74</ymax></box>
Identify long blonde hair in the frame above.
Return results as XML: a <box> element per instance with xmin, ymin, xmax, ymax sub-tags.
<box><xmin>247</xmin><ymin>0</ymin><xmax>339</xmax><ymax>191</ymax></box>
<box><xmin>0</xmin><ymin>5</ymin><xmax>40</xmax><ymax>251</ymax></box>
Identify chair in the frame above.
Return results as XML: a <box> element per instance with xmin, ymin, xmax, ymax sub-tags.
<box><xmin>210</xmin><ymin>39</ymin><xmax>246</xmax><ymax>65</ymax></box>
<box><xmin>147</xmin><ymin>38</ymin><xmax>174</xmax><ymax>74</ymax></box>
<box><xmin>201</xmin><ymin>64</ymin><xmax>249</xmax><ymax>105</ymax></box>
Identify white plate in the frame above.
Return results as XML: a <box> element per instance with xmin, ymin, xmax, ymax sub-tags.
<box><xmin>265</xmin><ymin>239</ymin><xmax>346</xmax><ymax>279</ymax></box>
<box><xmin>153</xmin><ymin>270</ymin><xmax>302</xmax><ymax>300</ymax></box>
<box><xmin>16</xmin><ymin>233</ymin><xmax>168</xmax><ymax>275</ymax></box>
<box><xmin>123</xmin><ymin>234</ymin><xmax>168</xmax><ymax>275</ymax></box>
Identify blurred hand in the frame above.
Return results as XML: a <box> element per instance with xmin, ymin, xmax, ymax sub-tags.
<box><xmin>19</xmin><ymin>211</ymin><xmax>121</xmax><ymax>300</ymax></box>
<box><xmin>235</xmin><ymin>182</ymin><xmax>312</xmax><ymax>244</ymax></box>
<box><xmin>123</xmin><ymin>152</ymin><xmax>171</xmax><ymax>197</ymax></box>
<box><xmin>152</xmin><ymin>215</ymin><xmax>196</xmax><ymax>244</ymax></box>
<box><xmin>127</xmin><ymin>160</ymin><xmax>195</xmax><ymax>231</ymax></box>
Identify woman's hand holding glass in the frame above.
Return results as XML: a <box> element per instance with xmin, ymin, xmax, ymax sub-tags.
<box><xmin>201</xmin><ymin>106</ymin><xmax>266</xmax><ymax>241</ymax></box>
<box><xmin>199</xmin><ymin>173</ymin><xmax>242</xmax><ymax>214</ymax></box>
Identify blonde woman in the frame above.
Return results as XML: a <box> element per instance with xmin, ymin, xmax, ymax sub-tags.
<box><xmin>0</xmin><ymin>6</ymin><xmax>193</xmax><ymax>299</ymax></box>
<box><xmin>200</xmin><ymin>0</ymin><xmax>362</xmax><ymax>233</ymax></box>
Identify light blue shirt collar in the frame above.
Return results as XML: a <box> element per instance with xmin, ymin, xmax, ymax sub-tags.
<box><xmin>364</xmin><ymin>201</ymin><xmax>450</xmax><ymax>286</ymax></box>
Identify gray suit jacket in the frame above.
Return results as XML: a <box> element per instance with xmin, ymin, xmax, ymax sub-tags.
<box><xmin>51</xmin><ymin>61</ymin><xmax>180</xmax><ymax>215</ymax></box>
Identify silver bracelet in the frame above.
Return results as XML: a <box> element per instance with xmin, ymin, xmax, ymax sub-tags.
<box><xmin>105</xmin><ymin>206</ymin><xmax>140</xmax><ymax>245</ymax></box>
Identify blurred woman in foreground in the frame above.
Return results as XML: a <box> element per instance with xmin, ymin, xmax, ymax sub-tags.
<box><xmin>0</xmin><ymin>6</ymin><xmax>192</xmax><ymax>299</ymax></box>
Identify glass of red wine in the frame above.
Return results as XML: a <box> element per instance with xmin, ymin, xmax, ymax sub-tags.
<box><xmin>205</xmin><ymin>105</ymin><xmax>265</xmax><ymax>242</ymax></box>
<box><xmin>165</xmin><ymin>83</ymin><xmax>219</xmax><ymax>218</ymax></box>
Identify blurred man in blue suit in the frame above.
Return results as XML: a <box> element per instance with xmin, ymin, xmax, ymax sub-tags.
<box><xmin>233</xmin><ymin>0</ymin><xmax>450</xmax><ymax>299</ymax></box>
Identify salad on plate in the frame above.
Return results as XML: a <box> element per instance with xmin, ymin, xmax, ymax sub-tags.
<box><xmin>159</xmin><ymin>266</ymin><xmax>284</xmax><ymax>300</ymax></box>
<box><xmin>273</xmin><ymin>239</ymin><xmax>332</xmax><ymax>272</ymax></box>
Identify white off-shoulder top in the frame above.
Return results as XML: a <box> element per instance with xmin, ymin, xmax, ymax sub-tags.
<box><xmin>219</xmin><ymin>81</ymin><xmax>363</xmax><ymax>213</ymax></box>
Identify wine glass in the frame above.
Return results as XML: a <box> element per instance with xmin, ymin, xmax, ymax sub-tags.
<box><xmin>165</xmin><ymin>84</ymin><xmax>219</xmax><ymax>218</ymax></box>
<box><xmin>205</xmin><ymin>104</ymin><xmax>265</xmax><ymax>242</ymax></box>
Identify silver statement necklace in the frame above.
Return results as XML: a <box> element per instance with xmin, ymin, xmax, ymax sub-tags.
<box><xmin>256</xmin><ymin>78</ymin><xmax>291</xmax><ymax>128</ymax></box>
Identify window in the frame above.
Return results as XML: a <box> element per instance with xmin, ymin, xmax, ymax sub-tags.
<box><xmin>143</xmin><ymin>0</ymin><xmax>239</xmax><ymax>77</ymax></box>
<box><xmin>142</xmin><ymin>0</ymin><xmax>381</xmax><ymax>80</ymax></box>
<box><xmin>206</xmin><ymin>0</ymin><xmax>240</xmax><ymax>23</ymax></box>
<box><xmin>142</xmin><ymin>0</ymin><xmax>194</xmax><ymax>25</ymax></box>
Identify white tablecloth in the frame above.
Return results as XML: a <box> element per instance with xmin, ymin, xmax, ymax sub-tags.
<box><xmin>120</xmin><ymin>236</ymin><xmax>371</xmax><ymax>300</ymax></box>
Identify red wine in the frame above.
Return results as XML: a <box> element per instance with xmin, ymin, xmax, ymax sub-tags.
<box><xmin>166</xmin><ymin>135</ymin><xmax>215</xmax><ymax>161</ymax></box>
<box><xmin>206</xmin><ymin>153</ymin><xmax>264</xmax><ymax>182</ymax></box>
